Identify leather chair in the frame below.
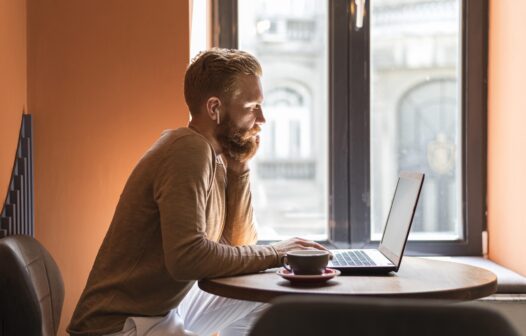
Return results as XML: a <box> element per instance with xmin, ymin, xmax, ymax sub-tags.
<box><xmin>0</xmin><ymin>235</ymin><xmax>64</xmax><ymax>336</ymax></box>
<box><xmin>249</xmin><ymin>295</ymin><xmax>520</xmax><ymax>336</ymax></box>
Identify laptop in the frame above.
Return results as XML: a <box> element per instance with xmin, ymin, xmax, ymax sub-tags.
<box><xmin>328</xmin><ymin>171</ymin><xmax>425</xmax><ymax>274</ymax></box>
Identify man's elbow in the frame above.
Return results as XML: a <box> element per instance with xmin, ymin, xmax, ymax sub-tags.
<box><xmin>165</xmin><ymin>255</ymin><xmax>204</xmax><ymax>281</ymax></box>
<box><xmin>164</xmin><ymin>242</ymin><xmax>215</xmax><ymax>280</ymax></box>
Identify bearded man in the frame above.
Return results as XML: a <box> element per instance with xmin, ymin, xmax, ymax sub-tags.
<box><xmin>68</xmin><ymin>49</ymin><xmax>326</xmax><ymax>336</ymax></box>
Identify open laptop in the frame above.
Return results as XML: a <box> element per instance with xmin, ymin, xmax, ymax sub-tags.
<box><xmin>328</xmin><ymin>171</ymin><xmax>425</xmax><ymax>274</ymax></box>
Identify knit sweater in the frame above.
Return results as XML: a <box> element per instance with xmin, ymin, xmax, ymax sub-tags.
<box><xmin>68</xmin><ymin>127</ymin><xmax>280</xmax><ymax>336</ymax></box>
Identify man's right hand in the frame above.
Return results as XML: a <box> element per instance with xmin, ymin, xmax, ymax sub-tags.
<box><xmin>271</xmin><ymin>237</ymin><xmax>329</xmax><ymax>257</ymax></box>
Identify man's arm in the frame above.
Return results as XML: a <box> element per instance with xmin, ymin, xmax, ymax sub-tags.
<box><xmin>220</xmin><ymin>167</ymin><xmax>258</xmax><ymax>246</ymax></box>
<box><xmin>154</xmin><ymin>136</ymin><xmax>279</xmax><ymax>281</ymax></box>
<box><xmin>219</xmin><ymin>158</ymin><xmax>330</xmax><ymax>254</ymax></box>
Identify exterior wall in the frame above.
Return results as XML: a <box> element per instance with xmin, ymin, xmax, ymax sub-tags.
<box><xmin>0</xmin><ymin>0</ymin><xmax>27</xmax><ymax>206</ymax></box>
<box><xmin>487</xmin><ymin>0</ymin><xmax>526</xmax><ymax>275</ymax></box>
<box><xmin>27</xmin><ymin>1</ymin><xmax>190</xmax><ymax>333</ymax></box>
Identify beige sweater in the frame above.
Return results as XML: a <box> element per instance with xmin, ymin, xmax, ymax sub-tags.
<box><xmin>68</xmin><ymin>128</ymin><xmax>280</xmax><ymax>336</ymax></box>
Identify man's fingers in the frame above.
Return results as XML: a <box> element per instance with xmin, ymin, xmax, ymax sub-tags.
<box><xmin>294</xmin><ymin>237</ymin><xmax>310</xmax><ymax>242</ymax></box>
<box><xmin>295</xmin><ymin>240</ymin><xmax>329</xmax><ymax>252</ymax></box>
<box><xmin>272</xmin><ymin>237</ymin><xmax>332</xmax><ymax>256</ymax></box>
<box><xmin>313</xmin><ymin>242</ymin><xmax>329</xmax><ymax>251</ymax></box>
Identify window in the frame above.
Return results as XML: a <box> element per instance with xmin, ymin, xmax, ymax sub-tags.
<box><xmin>190</xmin><ymin>0</ymin><xmax>210</xmax><ymax>59</ymax></box>
<box><xmin>236</xmin><ymin>0</ymin><xmax>329</xmax><ymax>241</ymax></box>
<box><xmin>370</xmin><ymin>1</ymin><xmax>463</xmax><ymax>242</ymax></box>
<box><xmin>213</xmin><ymin>0</ymin><xmax>487</xmax><ymax>255</ymax></box>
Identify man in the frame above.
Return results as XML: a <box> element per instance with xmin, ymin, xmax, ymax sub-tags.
<box><xmin>68</xmin><ymin>48</ymin><xmax>326</xmax><ymax>336</ymax></box>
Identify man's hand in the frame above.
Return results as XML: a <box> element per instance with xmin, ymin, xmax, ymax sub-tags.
<box><xmin>271</xmin><ymin>237</ymin><xmax>330</xmax><ymax>257</ymax></box>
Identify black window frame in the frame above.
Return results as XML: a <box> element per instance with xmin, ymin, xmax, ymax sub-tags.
<box><xmin>213</xmin><ymin>0</ymin><xmax>488</xmax><ymax>256</ymax></box>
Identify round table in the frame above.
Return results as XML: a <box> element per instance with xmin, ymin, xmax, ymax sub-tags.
<box><xmin>199</xmin><ymin>257</ymin><xmax>497</xmax><ymax>302</ymax></box>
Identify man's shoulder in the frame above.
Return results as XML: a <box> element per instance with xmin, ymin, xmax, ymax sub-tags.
<box><xmin>147</xmin><ymin>128</ymin><xmax>216</xmax><ymax>183</ymax></box>
<box><xmin>144</xmin><ymin>128</ymin><xmax>217</xmax><ymax>174</ymax></box>
<box><xmin>153</xmin><ymin>128</ymin><xmax>214</xmax><ymax>156</ymax></box>
<box><xmin>159</xmin><ymin>127</ymin><xmax>204</xmax><ymax>143</ymax></box>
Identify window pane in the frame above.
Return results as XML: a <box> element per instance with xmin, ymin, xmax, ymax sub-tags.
<box><xmin>370</xmin><ymin>0</ymin><xmax>462</xmax><ymax>240</ymax></box>
<box><xmin>190</xmin><ymin>0</ymin><xmax>209</xmax><ymax>60</ymax></box>
<box><xmin>238</xmin><ymin>0</ymin><xmax>329</xmax><ymax>240</ymax></box>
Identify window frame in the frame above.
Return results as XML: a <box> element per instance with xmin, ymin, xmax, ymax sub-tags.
<box><xmin>213</xmin><ymin>0</ymin><xmax>488</xmax><ymax>256</ymax></box>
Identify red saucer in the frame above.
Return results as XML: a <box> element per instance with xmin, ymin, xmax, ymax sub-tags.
<box><xmin>276</xmin><ymin>268</ymin><xmax>341</xmax><ymax>283</ymax></box>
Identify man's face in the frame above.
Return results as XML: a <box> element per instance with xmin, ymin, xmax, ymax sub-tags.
<box><xmin>215</xmin><ymin>75</ymin><xmax>265</xmax><ymax>162</ymax></box>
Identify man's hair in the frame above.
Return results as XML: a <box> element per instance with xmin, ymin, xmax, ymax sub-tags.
<box><xmin>184</xmin><ymin>48</ymin><xmax>262</xmax><ymax>116</ymax></box>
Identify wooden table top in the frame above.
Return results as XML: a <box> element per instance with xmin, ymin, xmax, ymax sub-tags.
<box><xmin>199</xmin><ymin>257</ymin><xmax>497</xmax><ymax>302</ymax></box>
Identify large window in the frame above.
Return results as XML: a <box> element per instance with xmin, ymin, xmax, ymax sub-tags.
<box><xmin>212</xmin><ymin>0</ymin><xmax>487</xmax><ymax>255</ymax></box>
<box><xmin>237</xmin><ymin>0</ymin><xmax>329</xmax><ymax>240</ymax></box>
<box><xmin>370</xmin><ymin>1</ymin><xmax>462</xmax><ymax>241</ymax></box>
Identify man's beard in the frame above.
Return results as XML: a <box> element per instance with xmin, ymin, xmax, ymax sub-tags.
<box><xmin>215</xmin><ymin>114</ymin><xmax>261</xmax><ymax>163</ymax></box>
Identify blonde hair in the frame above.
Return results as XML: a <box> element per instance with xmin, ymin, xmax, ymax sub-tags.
<box><xmin>184</xmin><ymin>48</ymin><xmax>262</xmax><ymax>116</ymax></box>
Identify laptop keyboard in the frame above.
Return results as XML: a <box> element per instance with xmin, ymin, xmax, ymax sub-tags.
<box><xmin>331</xmin><ymin>250</ymin><xmax>377</xmax><ymax>267</ymax></box>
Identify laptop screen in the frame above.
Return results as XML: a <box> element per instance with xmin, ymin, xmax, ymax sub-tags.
<box><xmin>379</xmin><ymin>172</ymin><xmax>424</xmax><ymax>267</ymax></box>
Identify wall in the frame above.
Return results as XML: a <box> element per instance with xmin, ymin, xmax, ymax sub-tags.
<box><xmin>488</xmin><ymin>0</ymin><xmax>526</xmax><ymax>275</ymax></box>
<box><xmin>0</xmin><ymin>0</ymin><xmax>26</xmax><ymax>208</ymax></box>
<box><xmin>27</xmin><ymin>1</ymin><xmax>190</xmax><ymax>334</ymax></box>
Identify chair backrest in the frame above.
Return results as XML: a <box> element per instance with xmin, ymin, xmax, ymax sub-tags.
<box><xmin>0</xmin><ymin>235</ymin><xmax>64</xmax><ymax>336</ymax></box>
<box><xmin>249</xmin><ymin>295</ymin><xmax>520</xmax><ymax>336</ymax></box>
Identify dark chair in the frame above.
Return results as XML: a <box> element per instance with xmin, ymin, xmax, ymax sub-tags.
<box><xmin>249</xmin><ymin>295</ymin><xmax>520</xmax><ymax>336</ymax></box>
<box><xmin>0</xmin><ymin>235</ymin><xmax>64</xmax><ymax>336</ymax></box>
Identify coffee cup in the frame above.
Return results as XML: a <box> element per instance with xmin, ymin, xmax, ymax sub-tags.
<box><xmin>281</xmin><ymin>250</ymin><xmax>330</xmax><ymax>275</ymax></box>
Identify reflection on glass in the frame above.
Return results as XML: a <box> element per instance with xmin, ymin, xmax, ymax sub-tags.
<box><xmin>238</xmin><ymin>0</ymin><xmax>328</xmax><ymax>240</ymax></box>
<box><xmin>370</xmin><ymin>0</ymin><xmax>462</xmax><ymax>240</ymax></box>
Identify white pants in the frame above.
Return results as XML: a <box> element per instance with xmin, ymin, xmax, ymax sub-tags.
<box><xmin>106</xmin><ymin>283</ymin><xmax>268</xmax><ymax>336</ymax></box>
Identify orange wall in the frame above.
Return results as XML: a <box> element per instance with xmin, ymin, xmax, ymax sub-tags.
<box><xmin>0</xmin><ymin>0</ymin><xmax>26</xmax><ymax>207</ymax></box>
<box><xmin>488</xmin><ymin>0</ymin><xmax>526</xmax><ymax>275</ymax></box>
<box><xmin>27</xmin><ymin>1</ymin><xmax>190</xmax><ymax>334</ymax></box>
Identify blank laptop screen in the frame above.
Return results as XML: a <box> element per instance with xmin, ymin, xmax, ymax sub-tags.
<box><xmin>379</xmin><ymin>175</ymin><xmax>422</xmax><ymax>265</ymax></box>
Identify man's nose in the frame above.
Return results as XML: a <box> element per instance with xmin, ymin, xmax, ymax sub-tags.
<box><xmin>256</xmin><ymin>108</ymin><xmax>266</xmax><ymax>125</ymax></box>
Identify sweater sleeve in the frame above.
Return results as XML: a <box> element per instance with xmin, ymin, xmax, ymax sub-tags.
<box><xmin>153</xmin><ymin>135</ymin><xmax>280</xmax><ymax>281</ymax></box>
<box><xmin>220</xmin><ymin>170</ymin><xmax>258</xmax><ymax>246</ymax></box>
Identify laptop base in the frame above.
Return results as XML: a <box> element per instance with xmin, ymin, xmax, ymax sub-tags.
<box><xmin>333</xmin><ymin>266</ymin><xmax>396</xmax><ymax>275</ymax></box>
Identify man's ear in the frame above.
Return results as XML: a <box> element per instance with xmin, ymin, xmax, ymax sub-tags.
<box><xmin>206</xmin><ymin>97</ymin><xmax>222</xmax><ymax>124</ymax></box>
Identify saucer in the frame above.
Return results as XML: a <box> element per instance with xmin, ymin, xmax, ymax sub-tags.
<box><xmin>276</xmin><ymin>268</ymin><xmax>341</xmax><ymax>284</ymax></box>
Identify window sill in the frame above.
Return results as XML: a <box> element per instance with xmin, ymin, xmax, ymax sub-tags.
<box><xmin>423</xmin><ymin>256</ymin><xmax>526</xmax><ymax>294</ymax></box>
